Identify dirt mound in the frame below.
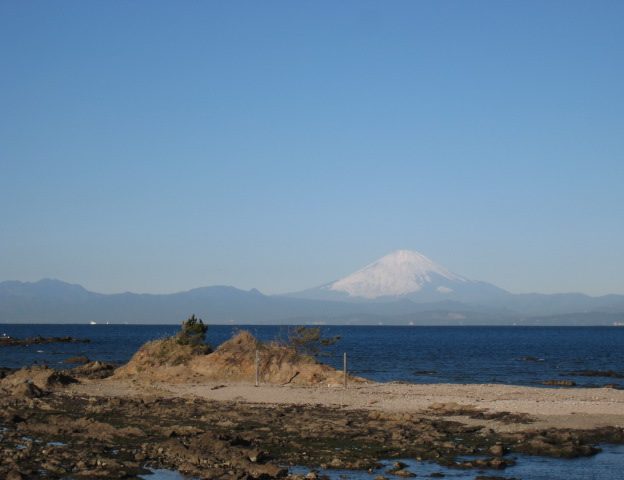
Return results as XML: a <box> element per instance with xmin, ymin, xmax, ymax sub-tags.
<box><xmin>0</xmin><ymin>366</ymin><xmax>78</xmax><ymax>398</ymax></box>
<box><xmin>4</xmin><ymin>380</ymin><xmax>46</xmax><ymax>399</ymax></box>
<box><xmin>113</xmin><ymin>337</ymin><xmax>201</xmax><ymax>380</ymax></box>
<box><xmin>1</xmin><ymin>366</ymin><xmax>77</xmax><ymax>390</ymax></box>
<box><xmin>115</xmin><ymin>330</ymin><xmax>356</xmax><ymax>386</ymax></box>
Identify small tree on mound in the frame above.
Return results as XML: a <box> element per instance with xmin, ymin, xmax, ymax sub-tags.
<box><xmin>287</xmin><ymin>325</ymin><xmax>340</xmax><ymax>359</ymax></box>
<box><xmin>176</xmin><ymin>314</ymin><xmax>211</xmax><ymax>354</ymax></box>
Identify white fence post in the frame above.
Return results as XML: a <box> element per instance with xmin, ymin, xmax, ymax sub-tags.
<box><xmin>255</xmin><ymin>349</ymin><xmax>259</xmax><ymax>387</ymax></box>
<box><xmin>343</xmin><ymin>352</ymin><xmax>347</xmax><ymax>389</ymax></box>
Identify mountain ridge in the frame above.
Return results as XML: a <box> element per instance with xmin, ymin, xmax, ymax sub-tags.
<box><xmin>1</xmin><ymin>250</ymin><xmax>624</xmax><ymax>325</ymax></box>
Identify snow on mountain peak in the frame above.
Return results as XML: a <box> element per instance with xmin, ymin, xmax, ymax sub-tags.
<box><xmin>328</xmin><ymin>250</ymin><xmax>467</xmax><ymax>299</ymax></box>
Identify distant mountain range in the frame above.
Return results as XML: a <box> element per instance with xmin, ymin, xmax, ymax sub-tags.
<box><xmin>1</xmin><ymin>250</ymin><xmax>624</xmax><ymax>325</ymax></box>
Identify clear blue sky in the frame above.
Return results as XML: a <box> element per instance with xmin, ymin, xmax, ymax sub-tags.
<box><xmin>1</xmin><ymin>1</ymin><xmax>623</xmax><ymax>296</ymax></box>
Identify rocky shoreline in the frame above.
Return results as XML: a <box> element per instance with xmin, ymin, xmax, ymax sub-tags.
<box><xmin>1</xmin><ymin>383</ymin><xmax>623</xmax><ymax>480</ymax></box>
<box><xmin>1</xmin><ymin>328</ymin><xmax>624</xmax><ymax>479</ymax></box>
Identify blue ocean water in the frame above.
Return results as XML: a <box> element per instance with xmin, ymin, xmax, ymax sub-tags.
<box><xmin>1</xmin><ymin>324</ymin><xmax>623</xmax><ymax>387</ymax></box>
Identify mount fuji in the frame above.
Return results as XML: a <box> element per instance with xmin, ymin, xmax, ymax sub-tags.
<box><xmin>288</xmin><ymin>250</ymin><xmax>508</xmax><ymax>303</ymax></box>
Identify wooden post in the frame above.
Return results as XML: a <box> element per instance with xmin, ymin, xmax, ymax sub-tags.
<box><xmin>343</xmin><ymin>352</ymin><xmax>347</xmax><ymax>389</ymax></box>
<box><xmin>255</xmin><ymin>349</ymin><xmax>259</xmax><ymax>387</ymax></box>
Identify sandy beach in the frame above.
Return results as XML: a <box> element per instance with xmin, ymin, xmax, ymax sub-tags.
<box><xmin>71</xmin><ymin>378</ymin><xmax>624</xmax><ymax>432</ymax></box>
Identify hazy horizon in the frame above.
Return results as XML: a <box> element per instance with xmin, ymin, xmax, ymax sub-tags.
<box><xmin>3</xmin><ymin>245</ymin><xmax>623</xmax><ymax>298</ymax></box>
<box><xmin>2</xmin><ymin>1</ymin><xmax>623</xmax><ymax>297</ymax></box>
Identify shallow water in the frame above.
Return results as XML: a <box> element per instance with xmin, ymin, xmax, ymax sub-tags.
<box><xmin>140</xmin><ymin>469</ymin><xmax>194</xmax><ymax>480</ymax></box>
<box><xmin>141</xmin><ymin>444</ymin><xmax>624</xmax><ymax>480</ymax></box>
<box><xmin>292</xmin><ymin>445</ymin><xmax>624</xmax><ymax>480</ymax></box>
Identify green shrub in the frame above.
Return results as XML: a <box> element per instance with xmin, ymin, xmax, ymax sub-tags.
<box><xmin>287</xmin><ymin>325</ymin><xmax>340</xmax><ymax>359</ymax></box>
<box><xmin>176</xmin><ymin>314</ymin><xmax>211</xmax><ymax>354</ymax></box>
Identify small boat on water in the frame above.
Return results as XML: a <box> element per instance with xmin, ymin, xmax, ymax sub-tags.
<box><xmin>89</xmin><ymin>321</ymin><xmax>97</xmax><ymax>325</ymax></box>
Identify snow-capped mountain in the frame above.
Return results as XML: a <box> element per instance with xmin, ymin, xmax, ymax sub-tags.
<box><xmin>330</xmin><ymin>250</ymin><xmax>467</xmax><ymax>298</ymax></box>
<box><xmin>290</xmin><ymin>249</ymin><xmax>508</xmax><ymax>303</ymax></box>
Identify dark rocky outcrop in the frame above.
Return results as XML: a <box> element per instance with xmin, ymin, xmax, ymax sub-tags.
<box><xmin>542</xmin><ymin>379</ymin><xmax>576</xmax><ymax>387</ymax></box>
<box><xmin>567</xmin><ymin>370</ymin><xmax>624</xmax><ymax>379</ymax></box>
<box><xmin>69</xmin><ymin>361</ymin><xmax>116</xmax><ymax>379</ymax></box>
<box><xmin>0</xmin><ymin>336</ymin><xmax>90</xmax><ymax>347</ymax></box>
<box><xmin>63</xmin><ymin>356</ymin><xmax>90</xmax><ymax>365</ymax></box>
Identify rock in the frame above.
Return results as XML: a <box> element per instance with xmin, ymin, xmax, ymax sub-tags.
<box><xmin>248</xmin><ymin>464</ymin><xmax>288</xmax><ymax>478</ymax></box>
<box><xmin>1</xmin><ymin>365</ymin><xmax>77</xmax><ymax>391</ymax></box>
<box><xmin>7</xmin><ymin>380</ymin><xmax>46</xmax><ymax>398</ymax></box>
<box><xmin>246</xmin><ymin>449</ymin><xmax>264</xmax><ymax>463</ymax></box>
<box><xmin>519</xmin><ymin>356</ymin><xmax>540</xmax><ymax>362</ymax></box>
<box><xmin>6</xmin><ymin>470</ymin><xmax>24</xmax><ymax>480</ymax></box>
<box><xmin>489</xmin><ymin>444</ymin><xmax>505</xmax><ymax>456</ymax></box>
<box><xmin>389</xmin><ymin>469</ymin><xmax>416</xmax><ymax>477</ymax></box>
<box><xmin>71</xmin><ymin>361</ymin><xmax>116</xmax><ymax>379</ymax></box>
<box><xmin>64</xmin><ymin>355</ymin><xmax>90</xmax><ymax>364</ymax></box>
<box><xmin>488</xmin><ymin>457</ymin><xmax>508</xmax><ymax>469</ymax></box>
<box><xmin>567</xmin><ymin>370</ymin><xmax>624</xmax><ymax>379</ymax></box>
<box><xmin>542</xmin><ymin>379</ymin><xmax>576</xmax><ymax>387</ymax></box>
<box><xmin>0</xmin><ymin>335</ymin><xmax>90</xmax><ymax>347</ymax></box>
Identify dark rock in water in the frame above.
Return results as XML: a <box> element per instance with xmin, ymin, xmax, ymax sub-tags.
<box><xmin>451</xmin><ymin>457</ymin><xmax>513</xmax><ymax>470</ymax></box>
<box><xmin>489</xmin><ymin>444</ymin><xmax>505</xmax><ymax>457</ymax></box>
<box><xmin>542</xmin><ymin>379</ymin><xmax>576</xmax><ymax>387</ymax></box>
<box><xmin>518</xmin><ymin>355</ymin><xmax>543</xmax><ymax>362</ymax></box>
<box><xmin>0</xmin><ymin>335</ymin><xmax>91</xmax><ymax>347</ymax></box>
<box><xmin>387</xmin><ymin>468</ymin><xmax>416</xmax><ymax>477</ymax></box>
<box><xmin>413</xmin><ymin>370</ymin><xmax>438</xmax><ymax>376</ymax></box>
<box><xmin>63</xmin><ymin>355</ymin><xmax>90</xmax><ymax>364</ymax></box>
<box><xmin>567</xmin><ymin>370</ymin><xmax>624</xmax><ymax>379</ymax></box>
